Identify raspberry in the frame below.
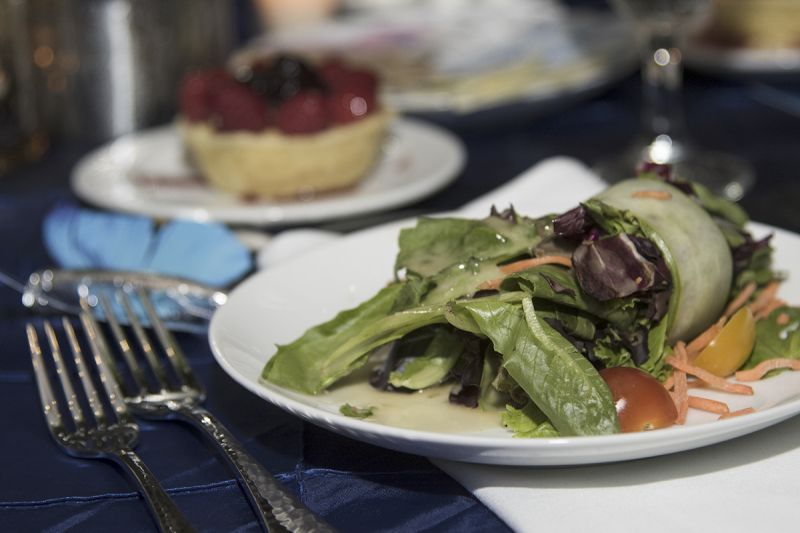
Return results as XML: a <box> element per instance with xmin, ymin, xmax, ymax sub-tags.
<box><xmin>275</xmin><ymin>89</ymin><xmax>329</xmax><ymax>135</ymax></box>
<box><xmin>325</xmin><ymin>70</ymin><xmax>379</xmax><ymax>124</ymax></box>
<box><xmin>211</xmin><ymin>80</ymin><xmax>270</xmax><ymax>132</ymax></box>
<box><xmin>318</xmin><ymin>59</ymin><xmax>350</xmax><ymax>89</ymax></box>
<box><xmin>345</xmin><ymin>69</ymin><xmax>378</xmax><ymax>95</ymax></box>
<box><xmin>178</xmin><ymin>69</ymin><xmax>232</xmax><ymax>122</ymax></box>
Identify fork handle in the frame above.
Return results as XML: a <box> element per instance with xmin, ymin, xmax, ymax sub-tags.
<box><xmin>115</xmin><ymin>449</ymin><xmax>196</xmax><ymax>533</ymax></box>
<box><xmin>177</xmin><ymin>405</ymin><xmax>335</xmax><ymax>533</ymax></box>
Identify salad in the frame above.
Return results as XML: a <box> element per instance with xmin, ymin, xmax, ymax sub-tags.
<box><xmin>261</xmin><ymin>167</ymin><xmax>800</xmax><ymax>436</ymax></box>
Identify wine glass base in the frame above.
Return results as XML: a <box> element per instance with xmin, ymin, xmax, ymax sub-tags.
<box><xmin>594</xmin><ymin>144</ymin><xmax>756</xmax><ymax>201</ymax></box>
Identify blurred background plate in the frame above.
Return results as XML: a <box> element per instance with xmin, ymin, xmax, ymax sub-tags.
<box><xmin>686</xmin><ymin>44</ymin><xmax>800</xmax><ymax>78</ymax></box>
<box><xmin>70</xmin><ymin>117</ymin><xmax>465</xmax><ymax>227</ymax></box>
<box><xmin>235</xmin><ymin>1</ymin><xmax>637</xmax><ymax>118</ymax></box>
<box><xmin>685</xmin><ymin>0</ymin><xmax>800</xmax><ymax>78</ymax></box>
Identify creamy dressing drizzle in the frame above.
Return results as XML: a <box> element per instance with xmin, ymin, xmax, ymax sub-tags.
<box><xmin>320</xmin><ymin>365</ymin><xmax>504</xmax><ymax>433</ymax></box>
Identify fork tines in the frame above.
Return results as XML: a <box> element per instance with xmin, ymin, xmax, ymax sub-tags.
<box><xmin>27</xmin><ymin>316</ymin><xmax>131</xmax><ymax>439</ymax></box>
<box><xmin>28</xmin><ymin>314</ymin><xmax>197</xmax><ymax>532</ymax></box>
<box><xmin>82</xmin><ymin>289</ymin><xmax>203</xmax><ymax>398</ymax></box>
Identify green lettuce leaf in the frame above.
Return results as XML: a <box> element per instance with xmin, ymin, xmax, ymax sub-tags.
<box><xmin>743</xmin><ymin>306</ymin><xmax>800</xmax><ymax>371</ymax></box>
<box><xmin>501</xmin><ymin>264</ymin><xmax>638</xmax><ymax>328</ymax></box>
<box><xmin>643</xmin><ymin>315</ymin><xmax>670</xmax><ymax>378</ymax></box>
<box><xmin>395</xmin><ymin>214</ymin><xmax>550</xmax><ymax>278</ymax></box>
<box><xmin>390</xmin><ymin>275</ymin><xmax>435</xmax><ymax>312</ymax></box>
<box><xmin>460</xmin><ymin>297</ymin><xmax>619</xmax><ymax>436</ymax></box>
<box><xmin>690</xmin><ymin>181</ymin><xmax>749</xmax><ymax>227</ymax></box>
<box><xmin>593</xmin><ymin>330</ymin><xmax>633</xmax><ymax>369</ymax></box>
<box><xmin>262</xmin><ymin>283</ymin><xmax>446</xmax><ymax>394</ymax></box>
<box><xmin>388</xmin><ymin>327</ymin><xmax>464</xmax><ymax>389</ymax></box>
<box><xmin>502</xmin><ymin>403</ymin><xmax>559</xmax><ymax>438</ymax></box>
<box><xmin>478</xmin><ymin>348</ymin><xmax>508</xmax><ymax>410</ymax></box>
<box><xmin>422</xmin><ymin>257</ymin><xmax>503</xmax><ymax>304</ymax></box>
<box><xmin>734</xmin><ymin>241</ymin><xmax>776</xmax><ymax>293</ymax></box>
<box><xmin>582</xmin><ymin>198</ymin><xmax>644</xmax><ymax>236</ymax></box>
<box><xmin>340</xmin><ymin>404</ymin><xmax>376</xmax><ymax>419</ymax></box>
<box><xmin>443</xmin><ymin>291</ymin><xmax>526</xmax><ymax>335</ymax></box>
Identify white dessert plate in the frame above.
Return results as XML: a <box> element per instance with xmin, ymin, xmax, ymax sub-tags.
<box><xmin>209</xmin><ymin>217</ymin><xmax>800</xmax><ymax>466</ymax></box>
<box><xmin>71</xmin><ymin>118</ymin><xmax>465</xmax><ymax>226</ymax></box>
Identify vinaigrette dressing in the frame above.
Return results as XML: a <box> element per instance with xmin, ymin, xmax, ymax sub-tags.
<box><xmin>321</xmin><ymin>365</ymin><xmax>504</xmax><ymax>433</ymax></box>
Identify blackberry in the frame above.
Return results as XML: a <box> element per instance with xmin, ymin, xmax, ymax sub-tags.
<box><xmin>246</xmin><ymin>54</ymin><xmax>327</xmax><ymax>105</ymax></box>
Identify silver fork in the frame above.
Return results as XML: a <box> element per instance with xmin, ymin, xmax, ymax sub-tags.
<box><xmin>27</xmin><ymin>318</ymin><xmax>196</xmax><ymax>533</ymax></box>
<box><xmin>84</xmin><ymin>290</ymin><xmax>334</xmax><ymax>533</ymax></box>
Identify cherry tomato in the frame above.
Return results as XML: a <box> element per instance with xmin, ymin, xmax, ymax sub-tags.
<box><xmin>600</xmin><ymin>367</ymin><xmax>677</xmax><ymax>433</ymax></box>
<box><xmin>693</xmin><ymin>307</ymin><xmax>756</xmax><ymax>377</ymax></box>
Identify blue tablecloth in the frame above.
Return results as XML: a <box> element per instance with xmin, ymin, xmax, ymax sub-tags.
<box><xmin>2</xmin><ymin>67</ymin><xmax>800</xmax><ymax>532</ymax></box>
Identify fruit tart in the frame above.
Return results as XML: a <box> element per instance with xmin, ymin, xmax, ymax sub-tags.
<box><xmin>178</xmin><ymin>54</ymin><xmax>391</xmax><ymax>199</ymax></box>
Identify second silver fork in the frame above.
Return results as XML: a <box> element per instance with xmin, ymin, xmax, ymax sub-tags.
<box><xmin>28</xmin><ymin>318</ymin><xmax>195</xmax><ymax>533</ymax></box>
<box><xmin>83</xmin><ymin>290</ymin><xmax>333</xmax><ymax>533</ymax></box>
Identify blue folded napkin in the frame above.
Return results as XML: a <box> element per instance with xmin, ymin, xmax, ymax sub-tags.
<box><xmin>43</xmin><ymin>203</ymin><xmax>252</xmax><ymax>287</ymax></box>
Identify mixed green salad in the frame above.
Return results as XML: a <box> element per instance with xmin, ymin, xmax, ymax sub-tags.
<box><xmin>262</xmin><ymin>168</ymin><xmax>793</xmax><ymax>437</ymax></box>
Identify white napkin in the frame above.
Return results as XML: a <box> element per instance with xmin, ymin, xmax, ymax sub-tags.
<box><xmin>457</xmin><ymin>156</ymin><xmax>605</xmax><ymax>218</ymax></box>
<box><xmin>434</xmin><ymin>417</ymin><xmax>800</xmax><ymax>533</ymax></box>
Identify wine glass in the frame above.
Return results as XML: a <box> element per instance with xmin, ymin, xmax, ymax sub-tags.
<box><xmin>595</xmin><ymin>0</ymin><xmax>755</xmax><ymax>200</ymax></box>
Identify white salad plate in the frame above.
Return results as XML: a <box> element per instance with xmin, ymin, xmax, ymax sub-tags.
<box><xmin>71</xmin><ymin>118</ymin><xmax>465</xmax><ymax>226</ymax></box>
<box><xmin>209</xmin><ymin>219</ymin><xmax>800</xmax><ymax>466</ymax></box>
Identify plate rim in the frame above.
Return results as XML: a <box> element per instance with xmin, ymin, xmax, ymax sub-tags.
<box><xmin>208</xmin><ymin>219</ymin><xmax>800</xmax><ymax>465</ymax></box>
<box><xmin>70</xmin><ymin>117</ymin><xmax>466</xmax><ymax>226</ymax></box>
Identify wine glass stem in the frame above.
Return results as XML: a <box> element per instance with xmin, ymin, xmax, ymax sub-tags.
<box><xmin>641</xmin><ymin>32</ymin><xmax>687</xmax><ymax>142</ymax></box>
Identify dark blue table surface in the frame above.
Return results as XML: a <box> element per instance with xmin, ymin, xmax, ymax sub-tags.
<box><xmin>2</xmin><ymin>65</ymin><xmax>800</xmax><ymax>532</ymax></box>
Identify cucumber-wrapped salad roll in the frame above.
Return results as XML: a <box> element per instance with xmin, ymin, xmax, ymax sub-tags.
<box><xmin>262</xmin><ymin>169</ymin><xmax>780</xmax><ymax>436</ymax></box>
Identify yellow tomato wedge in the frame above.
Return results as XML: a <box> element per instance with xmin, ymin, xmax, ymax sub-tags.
<box><xmin>693</xmin><ymin>307</ymin><xmax>756</xmax><ymax>377</ymax></box>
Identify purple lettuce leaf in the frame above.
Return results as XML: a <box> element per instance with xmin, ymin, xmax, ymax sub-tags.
<box><xmin>448</xmin><ymin>338</ymin><xmax>486</xmax><ymax>408</ymax></box>
<box><xmin>489</xmin><ymin>205</ymin><xmax>520</xmax><ymax>224</ymax></box>
<box><xmin>553</xmin><ymin>205</ymin><xmax>593</xmax><ymax>240</ymax></box>
<box><xmin>572</xmin><ymin>233</ymin><xmax>658</xmax><ymax>301</ymax></box>
<box><xmin>732</xmin><ymin>233</ymin><xmax>772</xmax><ymax>275</ymax></box>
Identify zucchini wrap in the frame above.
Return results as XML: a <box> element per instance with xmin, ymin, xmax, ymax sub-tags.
<box><xmin>594</xmin><ymin>179</ymin><xmax>733</xmax><ymax>343</ymax></box>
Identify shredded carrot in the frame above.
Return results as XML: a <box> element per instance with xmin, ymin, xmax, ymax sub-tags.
<box><xmin>719</xmin><ymin>407</ymin><xmax>755</xmax><ymax>420</ymax></box>
<box><xmin>478</xmin><ymin>255</ymin><xmax>573</xmax><ymax>291</ymax></box>
<box><xmin>672</xmin><ymin>343</ymin><xmax>689</xmax><ymax>424</ymax></box>
<box><xmin>688</xmin><ymin>379</ymin><xmax>711</xmax><ymax>389</ymax></box>
<box><xmin>631</xmin><ymin>190</ymin><xmax>672</xmax><ymax>200</ymax></box>
<box><xmin>686</xmin><ymin>317</ymin><xmax>726</xmax><ymax>359</ymax></box>
<box><xmin>666</xmin><ymin>355</ymin><xmax>754</xmax><ymax>395</ymax></box>
<box><xmin>659</xmin><ymin>277</ymin><xmax>796</xmax><ymax>427</ymax></box>
<box><xmin>734</xmin><ymin>358</ymin><xmax>800</xmax><ymax>382</ymax></box>
<box><xmin>722</xmin><ymin>281</ymin><xmax>757</xmax><ymax>319</ymax></box>
<box><xmin>498</xmin><ymin>255</ymin><xmax>572</xmax><ymax>275</ymax></box>
<box><xmin>754</xmin><ymin>298</ymin><xmax>787</xmax><ymax>321</ymax></box>
<box><xmin>688</xmin><ymin>396</ymin><xmax>730</xmax><ymax>414</ymax></box>
<box><xmin>477</xmin><ymin>279</ymin><xmax>502</xmax><ymax>291</ymax></box>
<box><xmin>749</xmin><ymin>280</ymin><xmax>782</xmax><ymax>315</ymax></box>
